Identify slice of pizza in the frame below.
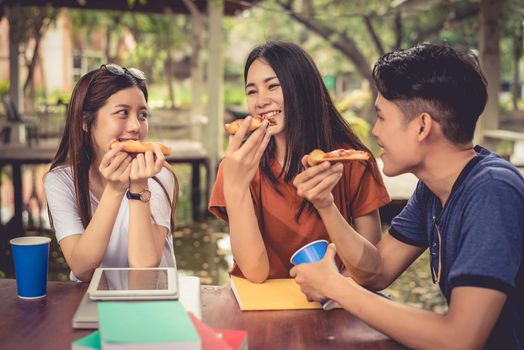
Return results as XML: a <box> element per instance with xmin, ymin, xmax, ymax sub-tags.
<box><xmin>307</xmin><ymin>148</ymin><xmax>370</xmax><ymax>167</ymax></box>
<box><xmin>110</xmin><ymin>140</ymin><xmax>172</xmax><ymax>156</ymax></box>
<box><xmin>224</xmin><ymin>116</ymin><xmax>277</xmax><ymax>135</ymax></box>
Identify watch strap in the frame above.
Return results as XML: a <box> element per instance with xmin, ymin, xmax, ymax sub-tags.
<box><xmin>126</xmin><ymin>190</ymin><xmax>142</xmax><ymax>200</ymax></box>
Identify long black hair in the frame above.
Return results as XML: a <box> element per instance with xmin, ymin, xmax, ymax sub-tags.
<box><xmin>244</xmin><ymin>41</ymin><xmax>374</xmax><ymax>220</ymax></box>
<box><xmin>48</xmin><ymin>66</ymin><xmax>178</xmax><ymax>232</ymax></box>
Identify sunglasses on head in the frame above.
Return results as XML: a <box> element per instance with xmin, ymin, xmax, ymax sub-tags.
<box><xmin>101</xmin><ymin>63</ymin><xmax>146</xmax><ymax>81</ymax></box>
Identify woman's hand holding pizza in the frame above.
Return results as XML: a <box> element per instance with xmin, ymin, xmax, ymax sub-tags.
<box><xmin>129</xmin><ymin>143</ymin><xmax>165</xmax><ymax>189</ymax></box>
<box><xmin>99</xmin><ymin>142</ymin><xmax>132</xmax><ymax>193</ymax></box>
<box><xmin>293</xmin><ymin>154</ymin><xmax>344</xmax><ymax>209</ymax></box>
<box><xmin>222</xmin><ymin>116</ymin><xmax>271</xmax><ymax>196</ymax></box>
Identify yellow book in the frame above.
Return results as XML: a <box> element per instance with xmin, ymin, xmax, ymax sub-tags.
<box><xmin>230</xmin><ymin>275</ymin><xmax>321</xmax><ymax>311</ymax></box>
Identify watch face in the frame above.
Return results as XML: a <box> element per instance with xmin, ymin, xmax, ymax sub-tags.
<box><xmin>140</xmin><ymin>190</ymin><xmax>152</xmax><ymax>202</ymax></box>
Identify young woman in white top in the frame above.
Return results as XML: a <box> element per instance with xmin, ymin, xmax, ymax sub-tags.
<box><xmin>44</xmin><ymin>64</ymin><xmax>178</xmax><ymax>282</ymax></box>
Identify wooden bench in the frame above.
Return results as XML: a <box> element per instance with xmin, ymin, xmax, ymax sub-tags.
<box><xmin>160</xmin><ymin>139</ymin><xmax>210</xmax><ymax>221</ymax></box>
<box><xmin>0</xmin><ymin>139</ymin><xmax>210</xmax><ymax>242</ymax></box>
<box><xmin>483</xmin><ymin>129</ymin><xmax>524</xmax><ymax>165</ymax></box>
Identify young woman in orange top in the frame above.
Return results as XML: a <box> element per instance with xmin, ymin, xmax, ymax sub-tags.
<box><xmin>209</xmin><ymin>41</ymin><xmax>390</xmax><ymax>283</ymax></box>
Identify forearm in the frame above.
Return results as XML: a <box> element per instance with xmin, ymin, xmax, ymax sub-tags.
<box><xmin>68</xmin><ymin>187</ymin><xmax>125</xmax><ymax>280</ymax></box>
<box><xmin>328</xmin><ymin>277</ymin><xmax>473</xmax><ymax>350</ymax></box>
<box><xmin>225</xmin><ymin>189</ymin><xmax>269</xmax><ymax>283</ymax></box>
<box><xmin>317</xmin><ymin>204</ymin><xmax>383</xmax><ymax>286</ymax></box>
<box><xmin>127</xmin><ymin>184</ymin><xmax>164</xmax><ymax>267</ymax></box>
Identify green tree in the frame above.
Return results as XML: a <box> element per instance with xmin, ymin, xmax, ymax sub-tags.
<box><xmin>272</xmin><ymin>0</ymin><xmax>480</xmax><ymax>114</ymax></box>
<box><xmin>3</xmin><ymin>4</ymin><xmax>58</xmax><ymax>109</ymax></box>
<box><xmin>70</xmin><ymin>9</ymin><xmax>129</xmax><ymax>65</ymax></box>
<box><xmin>69</xmin><ymin>9</ymin><xmax>191</xmax><ymax>109</ymax></box>
<box><xmin>501</xmin><ymin>0</ymin><xmax>524</xmax><ymax>110</ymax></box>
<box><xmin>123</xmin><ymin>13</ymin><xmax>190</xmax><ymax>109</ymax></box>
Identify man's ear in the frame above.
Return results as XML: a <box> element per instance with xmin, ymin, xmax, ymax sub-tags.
<box><xmin>416</xmin><ymin>113</ymin><xmax>432</xmax><ymax>140</ymax></box>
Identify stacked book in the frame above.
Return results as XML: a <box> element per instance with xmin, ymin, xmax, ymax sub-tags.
<box><xmin>72</xmin><ymin>302</ymin><xmax>247</xmax><ymax>350</ymax></box>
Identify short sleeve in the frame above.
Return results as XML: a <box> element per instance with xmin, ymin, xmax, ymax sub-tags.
<box><xmin>150</xmin><ymin>167</ymin><xmax>175</xmax><ymax>233</ymax></box>
<box><xmin>389</xmin><ymin>182</ymin><xmax>428</xmax><ymax>247</ymax></box>
<box><xmin>44</xmin><ymin>169</ymin><xmax>85</xmax><ymax>242</ymax></box>
<box><xmin>448</xmin><ymin>175</ymin><xmax>524</xmax><ymax>294</ymax></box>
<box><xmin>346</xmin><ymin>160</ymin><xmax>391</xmax><ymax>218</ymax></box>
<box><xmin>208</xmin><ymin>160</ymin><xmax>229</xmax><ymax>221</ymax></box>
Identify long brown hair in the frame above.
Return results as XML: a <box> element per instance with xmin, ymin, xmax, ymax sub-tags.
<box><xmin>244</xmin><ymin>41</ymin><xmax>378</xmax><ymax>221</ymax></box>
<box><xmin>48</xmin><ymin>67</ymin><xmax>178</xmax><ymax>232</ymax></box>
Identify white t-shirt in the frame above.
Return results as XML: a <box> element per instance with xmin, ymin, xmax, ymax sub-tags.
<box><xmin>44</xmin><ymin>166</ymin><xmax>176</xmax><ymax>281</ymax></box>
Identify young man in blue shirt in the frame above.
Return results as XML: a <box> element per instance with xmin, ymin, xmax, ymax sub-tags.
<box><xmin>291</xmin><ymin>43</ymin><xmax>523</xmax><ymax>349</ymax></box>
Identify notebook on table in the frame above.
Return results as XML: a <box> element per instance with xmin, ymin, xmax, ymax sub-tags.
<box><xmin>230</xmin><ymin>275</ymin><xmax>322</xmax><ymax>311</ymax></box>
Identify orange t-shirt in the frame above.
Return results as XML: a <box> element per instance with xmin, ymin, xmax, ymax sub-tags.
<box><xmin>208</xmin><ymin>157</ymin><xmax>391</xmax><ymax>279</ymax></box>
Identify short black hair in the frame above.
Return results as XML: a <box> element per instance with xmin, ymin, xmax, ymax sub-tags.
<box><xmin>372</xmin><ymin>43</ymin><xmax>487</xmax><ymax>143</ymax></box>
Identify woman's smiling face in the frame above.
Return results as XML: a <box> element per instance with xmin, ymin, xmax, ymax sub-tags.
<box><xmin>245</xmin><ymin>58</ymin><xmax>285</xmax><ymax>135</ymax></box>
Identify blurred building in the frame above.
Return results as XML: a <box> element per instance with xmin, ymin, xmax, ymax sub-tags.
<box><xmin>0</xmin><ymin>10</ymin><xmax>136</xmax><ymax>96</ymax></box>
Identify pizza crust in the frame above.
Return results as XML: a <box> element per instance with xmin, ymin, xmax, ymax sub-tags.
<box><xmin>307</xmin><ymin>149</ymin><xmax>370</xmax><ymax>166</ymax></box>
<box><xmin>224</xmin><ymin>116</ymin><xmax>276</xmax><ymax>135</ymax></box>
<box><xmin>110</xmin><ymin>140</ymin><xmax>171</xmax><ymax>156</ymax></box>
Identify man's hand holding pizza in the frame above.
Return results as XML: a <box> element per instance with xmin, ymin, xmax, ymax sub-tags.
<box><xmin>294</xmin><ymin>149</ymin><xmax>370</xmax><ymax>209</ymax></box>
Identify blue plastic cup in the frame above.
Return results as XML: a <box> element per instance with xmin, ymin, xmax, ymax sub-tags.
<box><xmin>10</xmin><ymin>236</ymin><xmax>51</xmax><ymax>299</ymax></box>
<box><xmin>290</xmin><ymin>240</ymin><xmax>329</xmax><ymax>265</ymax></box>
<box><xmin>290</xmin><ymin>240</ymin><xmax>340</xmax><ymax>311</ymax></box>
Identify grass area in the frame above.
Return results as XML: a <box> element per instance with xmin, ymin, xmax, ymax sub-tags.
<box><xmin>385</xmin><ymin>251</ymin><xmax>447</xmax><ymax>314</ymax></box>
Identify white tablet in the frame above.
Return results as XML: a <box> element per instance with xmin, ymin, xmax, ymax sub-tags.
<box><xmin>87</xmin><ymin>267</ymin><xmax>178</xmax><ymax>301</ymax></box>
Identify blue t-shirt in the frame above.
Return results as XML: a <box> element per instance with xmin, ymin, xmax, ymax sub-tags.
<box><xmin>390</xmin><ymin>146</ymin><xmax>524</xmax><ymax>349</ymax></box>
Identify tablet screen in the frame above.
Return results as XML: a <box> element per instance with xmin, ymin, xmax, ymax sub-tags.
<box><xmin>97</xmin><ymin>269</ymin><xmax>169</xmax><ymax>291</ymax></box>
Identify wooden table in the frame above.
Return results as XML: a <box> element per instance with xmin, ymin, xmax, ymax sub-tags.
<box><xmin>0</xmin><ymin>279</ymin><xmax>405</xmax><ymax>350</ymax></box>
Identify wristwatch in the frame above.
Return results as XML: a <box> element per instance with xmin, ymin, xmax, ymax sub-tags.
<box><xmin>126</xmin><ymin>189</ymin><xmax>152</xmax><ymax>203</ymax></box>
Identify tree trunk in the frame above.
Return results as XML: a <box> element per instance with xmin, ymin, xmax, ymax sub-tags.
<box><xmin>512</xmin><ymin>21</ymin><xmax>523</xmax><ymax>111</ymax></box>
<box><xmin>107</xmin><ymin>14</ymin><xmax>124</xmax><ymax>63</ymax></box>
<box><xmin>478</xmin><ymin>0</ymin><xmax>501</xmax><ymax>147</ymax></box>
<box><xmin>23</xmin><ymin>7</ymin><xmax>51</xmax><ymax>95</ymax></box>
<box><xmin>164</xmin><ymin>19</ymin><xmax>176</xmax><ymax>110</ymax></box>
<box><xmin>165</xmin><ymin>57</ymin><xmax>176</xmax><ymax>110</ymax></box>
<box><xmin>394</xmin><ymin>11</ymin><xmax>402</xmax><ymax>50</ymax></box>
<box><xmin>207</xmin><ymin>0</ymin><xmax>224</xmax><ymax>187</ymax></box>
<box><xmin>190</xmin><ymin>12</ymin><xmax>204</xmax><ymax>141</ymax></box>
<box><xmin>7</xmin><ymin>4</ymin><xmax>23</xmax><ymax>115</ymax></box>
<box><xmin>363</xmin><ymin>16</ymin><xmax>384</xmax><ymax>56</ymax></box>
<box><xmin>23</xmin><ymin>35</ymin><xmax>41</xmax><ymax>96</ymax></box>
<box><xmin>104</xmin><ymin>28</ymin><xmax>112</xmax><ymax>62</ymax></box>
<box><xmin>415</xmin><ymin>4</ymin><xmax>479</xmax><ymax>43</ymax></box>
